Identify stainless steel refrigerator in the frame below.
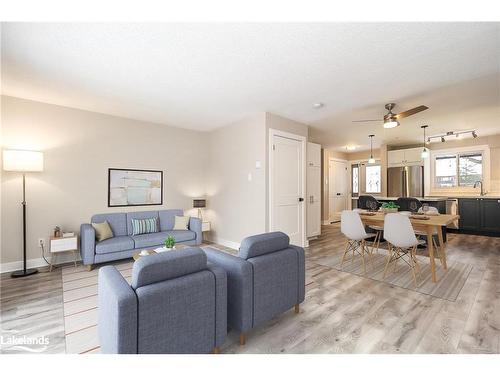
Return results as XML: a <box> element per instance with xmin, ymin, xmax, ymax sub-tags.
<box><xmin>387</xmin><ymin>166</ymin><xmax>424</xmax><ymax>197</ymax></box>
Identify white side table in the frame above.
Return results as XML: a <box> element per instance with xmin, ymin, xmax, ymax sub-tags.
<box><xmin>50</xmin><ymin>235</ymin><xmax>78</xmax><ymax>272</ymax></box>
<box><xmin>202</xmin><ymin>221</ymin><xmax>211</xmax><ymax>242</ymax></box>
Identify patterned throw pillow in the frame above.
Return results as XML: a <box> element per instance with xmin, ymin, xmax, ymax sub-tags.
<box><xmin>131</xmin><ymin>217</ymin><xmax>158</xmax><ymax>236</ymax></box>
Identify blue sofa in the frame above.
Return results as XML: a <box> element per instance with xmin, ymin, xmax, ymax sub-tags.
<box><xmin>81</xmin><ymin>209</ymin><xmax>202</xmax><ymax>267</ymax></box>
<box><xmin>98</xmin><ymin>247</ymin><xmax>227</xmax><ymax>353</ymax></box>
<box><xmin>203</xmin><ymin>232</ymin><xmax>305</xmax><ymax>345</ymax></box>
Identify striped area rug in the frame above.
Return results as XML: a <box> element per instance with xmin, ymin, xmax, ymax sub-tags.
<box><xmin>314</xmin><ymin>248</ymin><xmax>472</xmax><ymax>302</ymax></box>
<box><xmin>62</xmin><ymin>244</ymin><xmax>235</xmax><ymax>354</ymax></box>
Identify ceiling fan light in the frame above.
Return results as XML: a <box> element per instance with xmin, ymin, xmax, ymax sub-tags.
<box><xmin>383</xmin><ymin>120</ymin><xmax>399</xmax><ymax>129</ymax></box>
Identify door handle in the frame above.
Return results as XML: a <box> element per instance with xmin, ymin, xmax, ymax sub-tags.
<box><xmin>298</xmin><ymin>197</ymin><xmax>304</xmax><ymax>202</ymax></box>
<box><xmin>336</xmin><ymin>193</ymin><xmax>341</xmax><ymax>196</ymax></box>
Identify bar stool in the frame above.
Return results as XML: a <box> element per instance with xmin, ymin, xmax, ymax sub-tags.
<box><xmin>340</xmin><ymin>210</ymin><xmax>377</xmax><ymax>274</ymax></box>
<box><xmin>383</xmin><ymin>213</ymin><xmax>425</xmax><ymax>287</ymax></box>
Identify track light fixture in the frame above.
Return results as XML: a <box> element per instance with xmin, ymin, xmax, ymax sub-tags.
<box><xmin>427</xmin><ymin>129</ymin><xmax>478</xmax><ymax>143</ymax></box>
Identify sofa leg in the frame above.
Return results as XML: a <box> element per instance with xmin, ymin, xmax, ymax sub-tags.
<box><xmin>239</xmin><ymin>333</ymin><xmax>246</xmax><ymax>346</ymax></box>
<box><xmin>294</xmin><ymin>304</ymin><xmax>300</xmax><ymax>314</ymax></box>
<box><xmin>213</xmin><ymin>347</ymin><xmax>220</xmax><ymax>354</ymax></box>
<box><xmin>87</xmin><ymin>265</ymin><xmax>93</xmax><ymax>272</ymax></box>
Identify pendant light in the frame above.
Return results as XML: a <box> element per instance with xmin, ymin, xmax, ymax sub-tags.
<box><xmin>368</xmin><ymin>134</ymin><xmax>375</xmax><ymax>164</ymax></box>
<box><xmin>421</xmin><ymin>125</ymin><xmax>429</xmax><ymax>158</ymax></box>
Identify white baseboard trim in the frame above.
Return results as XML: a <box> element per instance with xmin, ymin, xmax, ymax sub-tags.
<box><xmin>207</xmin><ymin>236</ymin><xmax>240</xmax><ymax>250</ymax></box>
<box><xmin>1</xmin><ymin>252</ymin><xmax>81</xmax><ymax>274</ymax></box>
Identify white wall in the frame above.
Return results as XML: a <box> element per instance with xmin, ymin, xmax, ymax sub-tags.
<box><xmin>1</xmin><ymin>96</ymin><xmax>206</xmax><ymax>268</ymax></box>
<box><xmin>205</xmin><ymin>114</ymin><xmax>267</xmax><ymax>247</ymax></box>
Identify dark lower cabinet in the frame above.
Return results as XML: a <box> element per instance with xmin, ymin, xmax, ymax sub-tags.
<box><xmin>481</xmin><ymin>199</ymin><xmax>500</xmax><ymax>232</ymax></box>
<box><xmin>458</xmin><ymin>198</ymin><xmax>500</xmax><ymax>235</ymax></box>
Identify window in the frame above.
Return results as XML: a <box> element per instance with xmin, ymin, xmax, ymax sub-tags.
<box><xmin>433</xmin><ymin>151</ymin><xmax>483</xmax><ymax>188</ymax></box>
<box><xmin>352</xmin><ymin>164</ymin><xmax>359</xmax><ymax>196</ymax></box>
<box><xmin>365</xmin><ymin>165</ymin><xmax>381</xmax><ymax>193</ymax></box>
<box><xmin>459</xmin><ymin>153</ymin><xmax>482</xmax><ymax>186</ymax></box>
<box><xmin>435</xmin><ymin>155</ymin><xmax>457</xmax><ymax>187</ymax></box>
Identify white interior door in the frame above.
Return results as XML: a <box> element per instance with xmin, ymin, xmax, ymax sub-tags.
<box><xmin>270</xmin><ymin>133</ymin><xmax>305</xmax><ymax>246</ymax></box>
<box><xmin>328</xmin><ymin>159</ymin><xmax>348</xmax><ymax>220</ymax></box>
<box><xmin>307</xmin><ymin>165</ymin><xmax>321</xmax><ymax>237</ymax></box>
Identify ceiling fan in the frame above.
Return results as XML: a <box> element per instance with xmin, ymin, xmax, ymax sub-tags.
<box><xmin>353</xmin><ymin>103</ymin><xmax>429</xmax><ymax>129</ymax></box>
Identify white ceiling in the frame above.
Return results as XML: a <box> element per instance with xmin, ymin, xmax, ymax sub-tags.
<box><xmin>2</xmin><ymin>23</ymin><xmax>499</xmax><ymax>148</ymax></box>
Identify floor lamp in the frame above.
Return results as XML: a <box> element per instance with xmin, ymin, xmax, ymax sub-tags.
<box><xmin>3</xmin><ymin>150</ymin><xmax>44</xmax><ymax>278</ymax></box>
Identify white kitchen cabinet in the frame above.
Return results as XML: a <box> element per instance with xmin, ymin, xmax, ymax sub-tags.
<box><xmin>388</xmin><ymin>147</ymin><xmax>423</xmax><ymax>166</ymax></box>
<box><xmin>307</xmin><ymin>142</ymin><xmax>322</xmax><ymax>168</ymax></box>
<box><xmin>306</xmin><ymin>142</ymin><xmax>321</xmax><ymax>238</ymax></box>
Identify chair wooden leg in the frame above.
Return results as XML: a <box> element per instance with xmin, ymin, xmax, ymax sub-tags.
<box><xmin>383</xmin><ymin>244</ymin><xmax>393</xmax><ymax>279</ymax></box>
<box><xmin>375</xmin><ymin>231</ymin><xmax>382</xmax><ymax>253</ymax></box>
<box><xmin>294</xmin><ymin>304</ymin><xmax>300</xmax><ymax>314</ymax></box>
<box><xmin>213</xmin><ymin>347</ymin><xmax>220</xmax><ymax>354</ymax></box>
<box><xmin>392</xmin><ymin>248</ymin><xmax>400</xmax><ymax>274</ymax></box>
<box><xmin>360</xmin><ymin>240</ymin><xmax>367</xmax><ymax>274</ymax></box>
<box><xmin>341</xmin><ymin>240</ymin><xmax>349</xmax><ymax>268</ymax></box>
<box><xmin>409</xmin><ymin>248</ymin><xmax>418</xmax><ymax>287</ymax></box>
<box><xmin>239</xmin><ymin>333</ymin><xmax>246</xmax><ymax>346</ymax></box>
<box><xmin>412</xmin><ymin>246</ymin><xmax>421</xmax><ymax>278</ymax></box>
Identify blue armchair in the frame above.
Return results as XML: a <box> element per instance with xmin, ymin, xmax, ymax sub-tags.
<box><xmin>98</xmin><ymin>247</ymin><xmax>227</xmax><ymax>354</ymax></box>
<box><xmin>203</xmin><ymin>232</ymin><xmax>305</xmax><ymax>345</ymax></box>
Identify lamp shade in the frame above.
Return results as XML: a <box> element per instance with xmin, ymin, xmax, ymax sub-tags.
<box><xmin>193</xmin><ymin>199</ymin><xmax>206</xmax><ymax>208</ymax></box>
<box><xmin>3</xmin><ymin>150</ymin><xmax>44</xmax><ymax>172</ymax></box>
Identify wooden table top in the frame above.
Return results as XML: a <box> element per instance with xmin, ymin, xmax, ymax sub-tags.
<box><xmin>358</xmin><ymin>212</ymin><xmax>460</xmax><ymax>227</ymax></box>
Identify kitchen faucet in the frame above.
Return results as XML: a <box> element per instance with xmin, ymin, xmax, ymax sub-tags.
<box><xmin>473</xmin><ymin>180</ymin><xmax>485</xmax><ymax>196</ymax></box>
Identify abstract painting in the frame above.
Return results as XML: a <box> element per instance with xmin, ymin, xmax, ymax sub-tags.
<box><xmin>108</xmin><ymin>168</ymin><xmax>163</xmax><ymax>207</ymax></box>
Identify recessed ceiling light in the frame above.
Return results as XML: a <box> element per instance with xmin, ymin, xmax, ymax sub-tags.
<box><xmin>312</xmin><ymin>102</ymin><xmax>324</xmax><ymax>109</ymax></box>
<box><xmin>345</xmin><ymin>145</ymin><xmax>357</xmax><ymax>151</ymax></box>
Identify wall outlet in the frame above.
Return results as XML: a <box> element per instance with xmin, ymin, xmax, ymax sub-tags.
<box><xmin>38</xmin><ymin>238</ymin><xmax>45</xmax><ymax>248</ymax></box>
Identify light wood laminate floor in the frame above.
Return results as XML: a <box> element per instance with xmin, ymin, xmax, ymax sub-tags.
<box><xmin>1</xmin><ymin>225</ymin><xmax>499</xmax><ymax>354</ymax></box>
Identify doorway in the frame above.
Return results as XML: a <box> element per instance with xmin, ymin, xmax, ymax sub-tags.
<box><xmin>328</xmin><ymin>159</ymin><xmax>348</xmax><ymax>222</ymax></box>
<box><xmin>269</xmin><ymin>129</ymin><xmax>306</xmax><ymax>247</ymax></box>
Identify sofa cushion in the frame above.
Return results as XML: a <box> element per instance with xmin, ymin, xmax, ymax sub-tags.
<box><xmin>91</xmin><ymin>213</ymin><xmax>127</xmax><ymax>236</ymax></box>
<box><xmin>95</xmin><ymin>236</ymin><xmax>135</xmax><ymax>255</ymax></box>
<box><xmin>133</xmin><ymin>231</ymin><xmax>168</xmax><ymax>249</ymax></box>
<box><xmin>239</xmin><ymin>232</ymin><xmax>290</xmax><ymax>260</ymax></box>
<box><xmin>133</xmin><ymin>230</ymin><xmax>196</xmax><ymax>249</ymax></box>
<box><xmin>158</xmin><ymin>209</ymin><xmax>184</xmax><ymax>231</ymax></box>
<box><xmin>126</xmin><ymin>211</ymin><xmax>159</xmax><ymax>235</ymax></box>
<box><xmin>131</xmin><ymin>247</ymin><xmax>207</xmax><ymax>289</ymax></box>
<box><xmin>163</xmin><ymin>230</ymin><xmax>196</xmax><ymax>243</ymax></box>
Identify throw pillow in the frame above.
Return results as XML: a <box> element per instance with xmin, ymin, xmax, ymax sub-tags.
<box><xmin>91</xmin><ymin>221</ymin><xmax>114</xmax><ymax>242</ymax></box>
<box><xmin>131</xmin><ymin>217</ymin><xmax>159</xmax><ymax>236</ymax></box>
<box><xmin>173</xmin><ymin>215</ymin><xmax>190</xmax><ymax>230</ymax></box>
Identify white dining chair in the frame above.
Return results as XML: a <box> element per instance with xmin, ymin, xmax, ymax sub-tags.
<box><xmin>340</xmin><ymin>210</ymin><xmax>376</xmax><ymax>274</ymax></box>
<box><xmin>383</xmin><ymin>213</ymin><xmax>424</xmax><ymax>287</ymax></box>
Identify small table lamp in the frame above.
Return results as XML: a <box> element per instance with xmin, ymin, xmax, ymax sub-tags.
<box><xmin>3</xmin><ymin>150</ymin><xmax>44</xmax><ymax>278</ymax></box>
<box><xmin>193</xmin><ymin>199</ymin><xmax>206</xmax><ymax>220</ymax></box>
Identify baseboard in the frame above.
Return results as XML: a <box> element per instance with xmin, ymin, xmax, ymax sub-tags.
<box><xmin>206</xmin><ymin>236</ymin><xmax>240</xmax><ymax>250</ymax></box>
<box><xmin>0</xmin><ymin>252</ymin><xmax>82</xmax><ymax>274</ymax></box>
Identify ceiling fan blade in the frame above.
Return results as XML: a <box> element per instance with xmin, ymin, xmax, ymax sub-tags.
<box><xmin>395</xmin><ymin>105</ymin><xmax>429</xmax><ymax>119</ymax></box>
<box><xmin>351</xmin><ymin>119</ymin><xmax>382</xmax><ymax>122</ymax></box>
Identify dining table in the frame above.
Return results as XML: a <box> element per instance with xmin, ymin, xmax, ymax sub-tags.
<box><xmin>358</xmin><ymin>211</ymin><xmax>460</xmax><ymax>283</ymax></box>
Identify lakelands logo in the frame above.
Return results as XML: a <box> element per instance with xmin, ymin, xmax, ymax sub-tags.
<box><xmin>1</xmin><ymin>335</ymin><xmax>50</xmax><ymax>352</ymax></box>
